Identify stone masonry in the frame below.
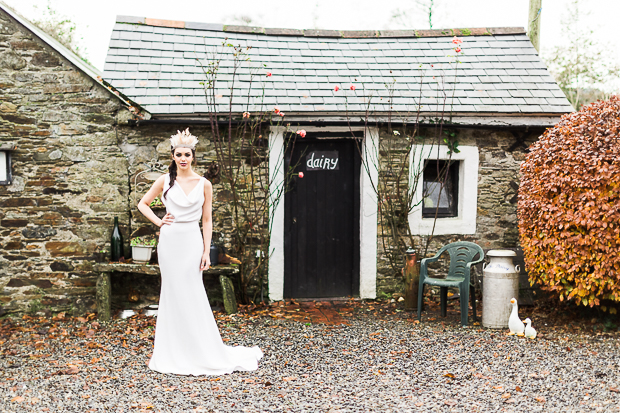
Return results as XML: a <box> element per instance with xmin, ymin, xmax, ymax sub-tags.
<box><xmin>0</xmin><ymin>9</ymin><xmax>130</xmax><ymax>315</ymax></box>
<box><xmin>374</xmin><ymin>126</ymin><xmax>539</xmax><ymax>294</ymax></box>
<box><xmin>0</xmin><ymin>7</ymin><xmax>543</xmax><ymax>315</ymax></box>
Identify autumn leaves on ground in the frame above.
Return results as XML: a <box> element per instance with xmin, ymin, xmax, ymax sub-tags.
<box><xmin>1</xmin><ymin>298</ymin><xmax>619</xmax><ymax>411</ymax></box>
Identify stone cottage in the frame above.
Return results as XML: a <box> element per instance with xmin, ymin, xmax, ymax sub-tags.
<box><xmin>0</xmin><ymin>4</ymin><xmax>573</xmax><ymax>315</ymax></box>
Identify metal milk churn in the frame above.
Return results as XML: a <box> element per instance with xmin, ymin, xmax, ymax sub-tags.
<box><xmin>482</xmin><ymin>250</ymin><xmax>520</xmax><ymax>328</ymax></box>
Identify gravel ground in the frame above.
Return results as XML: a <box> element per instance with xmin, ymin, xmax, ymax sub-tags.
<box><xmin>1</xmin><ymin>309</ymin><xmax>619</xmax><ymax>412</ymax></box>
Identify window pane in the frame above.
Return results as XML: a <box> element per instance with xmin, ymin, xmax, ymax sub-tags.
<box><xmin>422</xmin><ymin>159</ymin><xmax>458</xmax><ymax>218</ymax></box>
<box><xmin>423</xmin><ymin>181</ymin><xmax>453</xmax><ymax>209</ymax></box>
<box><xmin>0</xmin><ymin>152</ymin><xmax>6</xmax><ymax>182</ymax></box>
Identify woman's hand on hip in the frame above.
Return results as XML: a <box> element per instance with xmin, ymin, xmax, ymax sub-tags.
<box><xmin>200</xmin><ymin>252</ymin><xmax>211</xmax><ymax>271</ymax></box>
<box><xmin>158</xmin><ymin>213</ymin><xmax>174</xmax><ymax>227</ymax></box>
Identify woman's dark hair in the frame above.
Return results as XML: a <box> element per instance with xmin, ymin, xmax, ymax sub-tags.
<box><xmin>163</xmin><ymin>148</ymin><xmax>196</xmax><ymax>199</ymax></box>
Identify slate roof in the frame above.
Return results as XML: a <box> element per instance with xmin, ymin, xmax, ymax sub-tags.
<box><xmin>103</xmin><ymin>16</ymin><xmax>573</xmax><ymax>119</ymax></box>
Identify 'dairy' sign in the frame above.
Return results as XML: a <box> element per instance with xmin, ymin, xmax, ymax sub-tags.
<box><xmin>306</xmin><ymin>151</ymin><xmax>339</xmax><ymax>171</ymax></box>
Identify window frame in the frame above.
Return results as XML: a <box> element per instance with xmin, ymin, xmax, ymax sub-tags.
<box><xmin>421</xmin><ymin>159</ymin><xmax>460</xmax><ymax>218</ymax></box>
<box><xmin>0</xmin><ymin>143</ymin><xmax>14</xmax><ymax>186</ymax></box>
<box><xmin>408</xmin><ymin>145</ymin><xmax>479</xmax><ymax>235</ymax></box>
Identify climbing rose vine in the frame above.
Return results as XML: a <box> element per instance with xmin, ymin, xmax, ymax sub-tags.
<box><xmin>518</xmin><ymin>96</ymin><xmax>620</xmax><ymax>310</ymax></box>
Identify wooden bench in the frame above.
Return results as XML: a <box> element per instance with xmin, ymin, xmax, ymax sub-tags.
<box><xmin>94</xmin><ymin>263</ymin><xmax>240</xmax><ymax>321</ymax></box>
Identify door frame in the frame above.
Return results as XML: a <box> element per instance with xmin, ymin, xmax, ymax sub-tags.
<box><xmin>268</xmin><ymin>125</ymin><xmax>378</xmax><ymax>301</ymax></box>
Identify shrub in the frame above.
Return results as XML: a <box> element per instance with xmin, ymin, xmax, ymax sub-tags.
<box><xmin>518</xmin><ymin>96</ymin><xmax>620</xmax><ymax>310</ymax></box>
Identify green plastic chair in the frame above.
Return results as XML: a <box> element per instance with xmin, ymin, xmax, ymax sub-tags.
<box><xmin>417</xmin><ymin>241</ymin><xmax>484</xmax><ymax>326</ymax></box>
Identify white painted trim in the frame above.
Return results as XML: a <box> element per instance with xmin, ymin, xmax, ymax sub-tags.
<box><xmin>359</xmin><ymin>127</ymin><xmax>379</xmax><ymax>299</ymax></box>
<box><xmin>268</xmin><ymin>127</ymin><xmax>286</xmax><ymax>301</ymax></box>
<box><xmin>408</xmin><ymin>145</ymin><xmax>479</xmax><ymax>235</ymax></box>
<box><xmin>268</xmin><ymin>126</ymin><xmax>379</xmax><ymax>300</ymax></box>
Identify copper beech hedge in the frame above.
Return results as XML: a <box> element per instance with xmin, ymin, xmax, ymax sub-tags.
<box><xmin>519</xmin><ymin>96</ymin><xmax>620</xmax><ymax>311</ymax></box>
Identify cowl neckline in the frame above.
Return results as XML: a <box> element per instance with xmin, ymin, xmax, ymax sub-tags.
<box><xmin>165</xmin><ymin>175</ymin><xmax>204</xmax><ymax>207</ymax></box>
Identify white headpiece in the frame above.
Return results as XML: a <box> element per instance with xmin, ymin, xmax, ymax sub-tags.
<box><xmin>170</xmin><ymin>128</ymin><xmax>198</xmax><ymax>150</ymax></box>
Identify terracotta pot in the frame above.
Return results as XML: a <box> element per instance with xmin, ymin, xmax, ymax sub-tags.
<box><xmin>403</xmin><ymin>249</ymin><xmax>420</xmax><ymax>311</ymax></box>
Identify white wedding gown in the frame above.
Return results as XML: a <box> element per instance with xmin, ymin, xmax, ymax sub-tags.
<box><xmin>148</xmin><ymin>174</ymin><xmax>263</xmax><ymax>376</ymax></box>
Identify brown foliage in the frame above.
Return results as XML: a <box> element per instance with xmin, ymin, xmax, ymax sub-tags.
<box><xmin>519</xmin><ymin>96</ymin><xmax>620</xmax><ymax>308</ymax></box>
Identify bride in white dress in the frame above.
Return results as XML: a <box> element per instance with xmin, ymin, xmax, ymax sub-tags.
<box><xmin>137</xmin><ymin>128</ymin><xmax>263</xmax><ymax>375</ymax></box>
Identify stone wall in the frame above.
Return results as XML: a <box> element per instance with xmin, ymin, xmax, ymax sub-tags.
<box><xmin>0</xmin><ymin>9</ymin><xmax>543</xmax><ymax>315</ymax></box>
<box><xmin>115</xmin><ymin>122</ymin><xmax>270</xmax><ymax>308</ymax></box>
<box><xmin>374</xmin><ymin>126</ymin><xmax>540</xmax><ymax>296</ymax></box>
<box><xmin>0</xmin><ymin>9</ymin><xmax>129</xmax><ymax>315</ymax></box>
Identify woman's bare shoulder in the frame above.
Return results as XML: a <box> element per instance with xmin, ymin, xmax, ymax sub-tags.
<box><xmin>154</xmin><ymin>174</ymin><xmax>167</xmax><ymax>184</ymax></box>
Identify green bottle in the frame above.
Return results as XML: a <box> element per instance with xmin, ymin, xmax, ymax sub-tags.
<box><xmin>110</xmin><ymin>217</ymin><xmax>124</xmax><ymax>262</ymax></box>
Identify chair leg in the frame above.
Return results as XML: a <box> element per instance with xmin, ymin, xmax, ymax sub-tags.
<box><xmin>460</xmin><ymin>284</ymin><xmax>469</xmax><ymax>327</ymax></box>
<box><xmin>417</xmin><ymin>283</ymin><xmax>425</xmax><ymax>321</ymax></box>
<box><xmin>470</xmin><ymin>285</ymin><xmax>477</xmax><ymax>322</ymax></box>
<box><xmin>440</xmin><ymin>287</ymin><xmax>447</xmax><ymax>317</ymax></box>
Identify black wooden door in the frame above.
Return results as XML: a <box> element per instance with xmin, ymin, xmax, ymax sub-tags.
<box><xmin>284</xmin><ymin>138</ymin><xmax>360</xmax><ymax>298</ymax></box>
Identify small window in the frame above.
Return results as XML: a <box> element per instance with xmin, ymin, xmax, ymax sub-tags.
<box><xmin>0</xmin><ymin>143</ymin><xmax>14</xmax><ymax>185</ymax></box>
<box><xmin>422</xmin><ymin>160</ymin><xmax>459</xmax><ymax>218</ymax></box>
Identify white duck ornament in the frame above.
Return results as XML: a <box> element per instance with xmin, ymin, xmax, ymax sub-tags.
<box><xmin>508</xmin><ymin>298</ymin><xmax>525</xmax><ymax>336</ymax></box>
<box><xmin>524</xmin><ymin>318</ymin><xmax>537</xmax><ymax>339</ymax></box>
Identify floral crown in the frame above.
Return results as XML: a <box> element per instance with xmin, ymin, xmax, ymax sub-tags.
<box><xmin>169</xmin><ymin>128</ymin><xmax>198</xmax><ymax>150</ymax></box>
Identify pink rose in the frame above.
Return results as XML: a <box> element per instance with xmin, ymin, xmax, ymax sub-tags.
<box><xmin>350</xmin><ymin>84</ymin><xmax>356</xmax><ymax>91</ymax></box>
<box><xmin>266</xmin><ymin>72</ymin><xmax>272</xmax><ymax>77</ymax></box>
<box><xmin>242</xmin><ymin>112</ymin><xmax>250</xmax><ymax>118</ymax></box>
<box><xmin>455</xmin><ymin>47</ymin><xmax>462</xmax><ymax>53</ymax></box>
<box><xmin>452</xmin><ymin>36</ymin><xmax>463</xmax><ymax>45</ymax></box>
<box><xmin>274</xmin><ymin>106</ymin><xmax>280</xmax><ymax>114</ymax></box>
<box><xmin>296</xmin><ymin>129</ymin><xmax>307</xmax><ymax>138</ymax></box>
<box><xmin>298</xmin><ymin>172</ymin><xmax>304</xmax><ymax>178</ymax></box>
<box><xmin>334</xmin><ymin>85</ymin><xmax>340</xmax><ymax>92</ymax></box>
<box><xmin>279</xmin><ymin>112</ymin><xmax>285</xmax><ymax>117</ymax></box>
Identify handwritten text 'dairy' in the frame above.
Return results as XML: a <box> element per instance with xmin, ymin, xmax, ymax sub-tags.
<box><xmin>306</xmin><ymin>151</ymin><xmax>339</xmax><ymax>171</ymax></box>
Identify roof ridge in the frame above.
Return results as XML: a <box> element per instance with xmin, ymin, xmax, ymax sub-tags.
<box><xmin>115</xmin><ymin>15</ymin><xmax>525</xmax><ymax>38</ymax></box>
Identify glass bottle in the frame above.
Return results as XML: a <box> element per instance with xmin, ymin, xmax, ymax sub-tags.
<box><xmin>110</xmin><ymin>217</ymin><xmax>124</xmax><ymax>262</ymax></box>
<box><xmin>209</xmin><ymin>240</ymin><xmax>219</xmax><ymax>266</ymax></box>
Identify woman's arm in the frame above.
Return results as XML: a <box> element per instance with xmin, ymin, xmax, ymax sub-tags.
<box><xmin>200</xmin><ymin>179</ymin><xmax>213</xmax><ymax>270</ymax></box>
<box><xmin>137</xmin><ymin>175</ymin><xmax>166</xmax><ymax>227</ymax></box>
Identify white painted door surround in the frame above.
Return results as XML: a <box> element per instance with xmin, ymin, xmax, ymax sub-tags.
<box><xmin>268</xmin><ymin>126</ymin><xmax>378</xmax><ymax>301</ymax></box>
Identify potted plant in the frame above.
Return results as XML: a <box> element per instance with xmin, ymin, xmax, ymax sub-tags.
<box><xmin>149</xmin><ymin>196</ymin><xmax>164</xmax><ymax>209</ymax></box>
<box><xmin>130</xmin><ymin>236</ymin><xmax>157</xmax><ymax>264</ymax></box>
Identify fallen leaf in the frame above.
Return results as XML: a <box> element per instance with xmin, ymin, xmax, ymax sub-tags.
<box><xmin>501</xmin><ymin>392</ymin><xmax>511</xmax><ymax>399</ymax></box>
<box><xmin>66</xmin><ymin>365</ymin><xmax>79</xmax><ymax>375</ymax></box>
<box><xmin>11</xmin><ymin>396</ymin><xmax>24</xmax><ymax>403</ymax></box>
<box><xmin>535</xmin><ymin>396</ymin><xmax>546</xmax><ymax>403</ymax></box>
<box><xmin>444</xmin><ymin>373</ymin><xmax>455</xmax><ymax>379</ymax></box>
<box><xmin>515</xmin><ymin>386</ymin><xmax>522</xmax><ymax>392</ymax></box>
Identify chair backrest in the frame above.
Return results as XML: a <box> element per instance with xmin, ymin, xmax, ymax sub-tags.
<box><xmin>437</xmin><ymin>241</ymin><xmax>484</xmax><ymax>279</ymax></box>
